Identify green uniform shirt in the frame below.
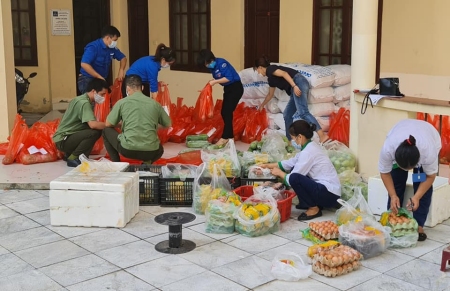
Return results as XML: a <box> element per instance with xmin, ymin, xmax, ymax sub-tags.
<box><xmin>106</xmin><ymin>92</ymin><xmax>172</xmax><ymax>151</ymax></box>
<box><xmin>53</xmin><ymin>94</ymin><xmax>96</xmax><ymax>143</ymax></box>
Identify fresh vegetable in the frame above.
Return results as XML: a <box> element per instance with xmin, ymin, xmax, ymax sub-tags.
<box><xmin>186</xmin><ymin>134</ymin><xmax>209</xmax><ymax>141</ymax></box>
<box><xmin>186</xmin><ymin>140</ymin><xmax>210</xmax><ymax>148</ymax></box>
<box><xmin>205</xmin><ymin>192</ymin><xmax>241</xmax><ymax>234</ymax></box>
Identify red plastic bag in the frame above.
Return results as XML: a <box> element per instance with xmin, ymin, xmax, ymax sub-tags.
<box><xmin>440</xmin><ymin>116</ymin><xmax>450</xmax><ymax>164</ymax></box>
<box><xmin>193</xmin><ymin>83</ymin><xmax>214</xmax><ymax>122</ymax></box>
<box><xmin>241</xmin><ymin>108</ymin><xmax>268</xmax><ymax>143</ymax></box>
<box><xmin>329</xmin><ymin>108</ymin><xmax>350</xmax><ymax>147</ymax></box>
<box><xmin>3</xmin><ymin>114</ymin><xmax>29</xmax><ymax>165</ymax></box>
<box><xmin>155</xmin><ymin>82</ymin><xmax>172</xmax><ymax>117</ymax></box>
<box><xmin>17</xmin><ymin>119</ymin><xmax>62</xmax><ymax>165</ymax></box>
<box><xmin>233</xmin><ymin>103</ymin><xmax>247</xmax><ymax>141</ymax></box>
<box><xmin>154</xmin><ymin>150</ymin><xmax>203</xmax><ymax>166</ymax></box>
<box><xmin>110</xmin><ymin>78</ymin><xmax>123</xmax><ymax>107</ymax></box>
<box><xmin>91</xmin><ymin>92</ymin><xmax>111</xmax><ymax>155</ymax></box>
<box><xmin>0</xmin><ymin>142</ymin><xmax>8</xmax><ymax>155</ymax></box>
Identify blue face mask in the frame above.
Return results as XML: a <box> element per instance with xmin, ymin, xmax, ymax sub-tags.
<box><xmin>291</xmin><ymin>139</ymin><xmax>302</xmax><ymax>150</ymax></box>
<box><xmin>207</xmin><ymin>61</ymin><xmax>216</xmax><ymax>69</ymax></box>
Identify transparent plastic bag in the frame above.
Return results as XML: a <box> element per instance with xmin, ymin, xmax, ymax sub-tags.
<box><xmin>253</xmin><ymin>183</ymin><xmax>285</xmax><ymax>200</ymax></box>
<box><xmin>260</xmin><ymin>130</ymin><xmax>288</xmax><ymax>162</ymax></box>
<box><xmin>77</xmin><ymin>154</ymin><xmax>127</xmax><ymax>173</ymax></box>
<box><xmin>323</xmin><ymin>140</ymin><xmax>356</xmax><ymax>174</ymax></box>
<box><xmin>271</xmin><ymin>252</ymin><xmax>312</xmax><ymax>281</ymax></box>
<box><xmin>389</xmin><ymin>233</ymin><xmax>418</xmax><ymax>248</ymax></box>
<box><xmin>335</xmin><ymin>187</ymin><xmax>374</xmax><ymax>225</ymax></box>
<box><xmin>240</xmin><ymin>151</ymin><xmax>270</xmax><ymax>177</ymax></box>
<box><xmin>201</xmin><ymin>139</ymin><xmax>241</xmax><ymax>177</ymax></box>
<box><xmin>234</xmin><ymin>192</ymin><xmax>280</xmax><ymax>237</ymax></box>
<box><xmin>248</xmin><ymin>165</ymin><xmax>276</xmax><ymax>179</ymax></box>
<box><xmin>338</xmin><ymin>217</ymin><xmax>390</xmax><ymax>259</ymax></box>
<box><xmin>267</xmin><ymin>98</ymin><xmax>281</xmax><ymax>114</ymax></box>
<box><xmin>338</xmin><ymin>170</ymin><xmax>368</xmax><ymax>201</ymax></box>
<box><xmin>193</xmin><ymin>163</ymin><xmax>232</xmax><ymax>214</ymax></box>
<box><xmin>205</xmin><ymin>192</ymin><xmax>241</xmax><ymax>234</ymax></box>
<box><xmin>161</xmin><ymin>163</ymin><xmax>198</xmax><ymax>180</ymax></box>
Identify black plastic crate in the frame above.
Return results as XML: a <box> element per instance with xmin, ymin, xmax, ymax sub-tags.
<box><xmin>159</xmin><ymin>178</ymin><xmax>195</xmax><ymax>207</ymax></box>
<box><xmin>197</xmin><ymin>176</ymin><xmax>241</xmax><ymax>190</ymax></box>
<box><xmin>126</xmin><ymin>164</ymin><xmax>162</xmax><ymax>205</ymax></box>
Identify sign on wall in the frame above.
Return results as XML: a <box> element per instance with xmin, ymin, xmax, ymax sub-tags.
<box><xmin>51</xmin><ymin>10</ymin><xmax>71</xmax><ymax>36</ymax></box>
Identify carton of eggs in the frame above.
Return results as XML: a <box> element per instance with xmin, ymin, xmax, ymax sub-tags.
<box><xmin>309</xmin><ymin>220</ymin><xmax>340</xmax><ymax>240</ymax></box>
<box><xmin>311</xmin><ymin>245</ymin><xmax>363</xmax><ymax>277</ymax></box>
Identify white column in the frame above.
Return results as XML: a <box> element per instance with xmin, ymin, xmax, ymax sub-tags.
<box><xmin>349</xmin><ymin>0</ymin><xmax>379</xmax><ymax>164</ymax></box>
<box><xmin>0</xmin><ymin>0</ymin><xmax>17</xmax><ymax>141</ymax></box>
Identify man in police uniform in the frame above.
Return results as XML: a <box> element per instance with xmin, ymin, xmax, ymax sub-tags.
<box><xmin>53</xmin><ymin>78</ymin><xmax>109</xmax><ymax>167</ymax></box>
<box><xmin>78</xmin><ymin>26</ymin><xmax>127</xmax><ymax>94</ymax></box>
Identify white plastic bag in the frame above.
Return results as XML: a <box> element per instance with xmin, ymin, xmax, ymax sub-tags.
<box><xmin>201</xmin><ymin>139</ymin><xmax>241</xmax><ymax>177</ymax></box>
<box><xmin>271</xmin><ymin>252</ymin><xmax>312</xmax><ymax>281</ymax></box>
<box><xmin>254</xmin><ymin>183</ymin><xmax>285</xmax><ymax>201</ymax></box>
<box><xmin>248</xmin><ymin>165</ymin><xmax>276</xmax><ymax>179</ymax></box>
<box><xmin>260</xmin><ymin>131</ymin><xmax>288</xmax><ymax>162</ymax></box>
<box><xmin>161</xmin><ymin>163</ymin><xmax>198</xmax><ymax>180</ymax></box>
<box><xmin>78</xmin><ymin>154</ymin><xmax>127</xmax><ymax>173</ymax></box>
<box><xmin>335</xmin><ymin>187</ymin><xmax>374</xmax><ymax>225</ymax></box>
<box><xmin>267</xmin><ymin>98</ymin><xmax>281</xmax><ymax>113</ymax></box>
<box><xmin>323</xmin><ymin>140</ymin><xmax>357</xmax><ymax>174</ymax></box>
<box><xmin>389</xmin><ymin>233</ymin><xmax>418</xmax><ymax>248</ymax></box>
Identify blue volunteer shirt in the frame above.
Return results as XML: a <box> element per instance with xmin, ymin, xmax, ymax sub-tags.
<box><xmin>209</xmin><ymin>58</ymin><xmax>240</xmax><ymax>86</ymax></box>
<box><xmin>126</xmin><ymin>56</ymin><xmax>161</xmax><ymax>93</ymax></box>
<box><xmin>80</xmin><ymin>38</ymin><xmax>126</xmax><ymax>79</ymax></box>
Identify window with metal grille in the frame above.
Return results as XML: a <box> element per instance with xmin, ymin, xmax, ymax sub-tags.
<box><xmin>11</xmin><ymin>0</ymin><xmax>38</xmax><ymax>66</ymax></box>
<box><xmin>169</xmin><ymin>0</ymin><xmax>211</xmax><ymax>72</ymax></box>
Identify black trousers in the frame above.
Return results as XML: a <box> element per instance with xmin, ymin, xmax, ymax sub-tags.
<box><xmin>55</xmin><ymin>129</ymin><xmax>102</xmax><ymax>158</ymax></box>
<box><xmin>221</xmin><ymin>81</ymin><xmax>244</xmax><ymax>139</ymax></box>
<box><xmin>102</xmin><ymin>127</ymin><xmax>164</xmax><ymax>163</ymax></box>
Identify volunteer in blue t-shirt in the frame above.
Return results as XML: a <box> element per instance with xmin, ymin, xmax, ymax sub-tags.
<box><xmin>197</xmin><ymin>49</ymin><xmax>244</xmax><ymax>146</ymax></box>
<box><xmin>122</xmin><ymin>43</ymin><xmax>176</xmax><ymax>99</ymax></box>
<box><xmin>78</xmin><ymin>26</ymin><xmax>127</xmax><ymax>94</ymax></box>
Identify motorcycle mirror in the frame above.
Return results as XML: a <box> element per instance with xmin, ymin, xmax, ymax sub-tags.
<box><xmin>29</xmin><ymin>72</ymin><xmax>37</xmax><ymax>78</ymax></box>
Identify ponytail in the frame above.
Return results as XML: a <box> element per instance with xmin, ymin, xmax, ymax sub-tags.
<box><xmin>154</xmin><ymin>43</ymin><xmax>176</xmax><ymax>62</ymax></box>
<box><xmin>395</xmin><ymin>135</ymin><xmax>420</xmax><ymax>169</ymax></box>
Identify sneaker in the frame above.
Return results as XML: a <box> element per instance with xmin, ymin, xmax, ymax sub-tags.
<box><xmin>67</xmin><ymin>158</ymin><xmax>81</xmax><ymax>167</ymax></box>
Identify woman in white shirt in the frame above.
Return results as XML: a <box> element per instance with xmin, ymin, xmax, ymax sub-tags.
<box><xmin>379</xmin><ymin>119</ymin><xmax>441</xmax><ymax>241</ymax></box>
<box><xmin>260</xmin><ymin>120</ymin><xmax>341</xmax><ymax>220</ymax></box>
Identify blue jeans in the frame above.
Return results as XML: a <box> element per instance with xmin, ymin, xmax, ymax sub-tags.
<box><xmin>289</xmin><ymin>173</ymin><xmax>339</xmax><ymax>209</ymax></box>
<box><xmin>283</xmin><ymin>74</ymin><xmax>321</xmax><ymax>140</ymax></box>
<box><xmin>77</xmin><ymin>75</ymin><xmax>94</xmax><ymax>94</ymax></box>
<box><xmin>388</xmin><ymin>167</ymin><xmax>433</xmax><ymax>227</ymax></box>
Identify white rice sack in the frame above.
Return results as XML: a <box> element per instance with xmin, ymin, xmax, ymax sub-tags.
<box><xmin>272</xmin><ymin>113</ymin><xmax>286</xmax><ymax>131</ymax></box>
<box><xmin>327</xmin><ymin>64</ymin><xmax>351</xmax><ymax>86</ymax></box>
<box><xmin>277</xmin><ymin>100</ymin><xmax>288</xmax><ymax>112</ymax></box>
<box><xmin>267</xmin><ymin>113</ymin><xmax>280</xmax><ymax>130</ymax></box>
<box><xmin>274</xmin><ymin>88</ymin><xmax>291</xmax><ymax>102</ymax></box>
<box><xmin>337</xmin><ymin>100</ymin><xmax>351</xmax><ymax>109</ymax></box>
<box><xmin>239</xmin><ymin>98</ymin><xmax>261</xmax><ymax>107</ymax></box>
<box><xmin>309</xmin><ymin>102</ymin><xmax>335</xmax><ymax>117</ymax></box>
<box><xmin>239</xmin><ymin>68</ymin><xmax>269</xmax><ymax>99</ymax></box>
<box><xmin>296</xmin><ymin>65</ymin><xmax>336</xmax><ymax>89</ymax></box>
<box><xmin>267</xmin><ymin>98</ymin><xmax>281</xmax><ymax>113</ymax></box>
<box><xmin>316</xmin><ymin>116</ymin><xmax>330</xmax><ymax>132</ymax></box>
<box><xmin>308</xmin><ymin>87</ymin><xmax>335</xmax><ymax>104</ymax></box>
<box><xmin>333</xmin><ymin>83</ymin><xmax>352</xmax><ymax>102</ymax></box>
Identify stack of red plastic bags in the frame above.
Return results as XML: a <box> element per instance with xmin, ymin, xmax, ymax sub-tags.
<box><xmin>156</xmin><ymin>82</ymin><xmax>268</xmax><ymax>145</ymax></box>
<box><xmin>329</xmin><ymin>107</ymin><xmax>350</xmax><ymax>147</ymax></box>
<box><xmin>417</xmin><ymin>112</ymin><xmax>450</xmax><ymax>164</ymax></box>
<box><xmin>0</xmin><ymin>114</ymin><xmax>63</xmax><ymax>165</ymax></box>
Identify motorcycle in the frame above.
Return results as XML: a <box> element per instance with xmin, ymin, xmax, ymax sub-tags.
<box><xmin>15</xmin><ymin>68</ymin><xmax>37</xmax><ymax>113</ymax></box>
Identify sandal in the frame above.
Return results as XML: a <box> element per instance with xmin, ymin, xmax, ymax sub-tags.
<box><xmin>418</xmin><ymin>233</ymin><xmax>427</xmax><ymax>241</ymax></box>
<box><xmin>298</xmin><ymin>210</ymin><xmax>322</xmax><ymax>221</ymax></box>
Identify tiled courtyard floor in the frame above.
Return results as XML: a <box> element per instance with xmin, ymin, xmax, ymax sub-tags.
<box><xmin>0</xmin><ymin>188</ymin><xmax>450</xmax><ymax>291</ymax></box>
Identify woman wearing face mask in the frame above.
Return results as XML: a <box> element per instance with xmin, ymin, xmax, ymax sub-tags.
<box><xmin>254</xmin><ymin>56</ymin><xmax>329</xmax><ymax>144</ymax></box>
<box><xmin>259</xmin><ymin>120</ymin><xmax>340</xmax><ymax>220</ymax></box>
<box><xmin>122</xmin><ymin>43</ymin><xmax>176</xmax><ymax>99</ymax></box>
<box><xmin>197</xmin><ymin>49</ymin><xmax>243</xmax><ymax>146</ymax></box>
<box><xmin>379</xmin><ymin>119</ymin><xmax>441</xmax><ymax>241</ymax></box>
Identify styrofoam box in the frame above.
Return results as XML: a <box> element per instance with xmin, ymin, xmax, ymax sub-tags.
<box><xmin>368</xmin><ymin>173</ymin><xmax>450</xmax><ymax>227</ymax></box>
<box><xmin>50</xmin><ymin>170</ymin><xmax>139</xmax><ymax>228</ymax></box>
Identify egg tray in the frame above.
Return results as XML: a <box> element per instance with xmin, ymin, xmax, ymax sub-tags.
<box><xmin>309</xmin><ymin>221</ymin><xmax>340</xmax><ymax>240</ymax></box>
<box><xmin>307</xmin><ymin>242</ymin><xmax>340</xmax><ymax>258</ymax></box>
<box><xmin>312</xmin><ymin>245</ymin><xmax>363</xmax><ymax>267</ymax></box>
<box><xmin>309</xmin><ymin>229</ymin><xmax>327</xmax><ymax>242</ymax></box>
<box><xmin>312</xmin><ymin>260</ymin><xmax>361</xmax><ymax>277</ymax></box>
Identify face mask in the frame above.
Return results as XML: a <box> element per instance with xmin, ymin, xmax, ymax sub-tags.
<box><xmin>108</xmin><ymin>40</ymin><xmax>117</xmax><ymax>49</ymax></box>
<box><xmin>161</xmin><ymin>63</ymin><xmax>170</xmax><ymax>68</ymax></box>
<box><xmin>207</xmin><ymin>61</ymin><xmax>216</xmax><ymax>69</ymax></box>
<box><xmin>291</xmin><ymin>139</ymin><xmax>302</xmax><ymax>151</ymax></box>
<box><xmin>94</xmin><ymin>93</ymin><xmax>105</xmax><ymax>104</ymax></box>
<box><xmin>126</xmin><ymin>90</ymin><xmax>129</xmax><ymax>97</ymax></box>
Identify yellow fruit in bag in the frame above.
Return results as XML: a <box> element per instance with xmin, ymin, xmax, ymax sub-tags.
<box><xmin>244</xmin><ymin>206</ymin><xmax>260</xmax><ymax>220</ymax></box>
<box><xmin>254</xmin><ymin>204</ymin><xmax>271</xmax><ymax>216</ymax></box>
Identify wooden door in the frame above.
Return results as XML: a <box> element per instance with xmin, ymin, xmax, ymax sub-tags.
<box><xmin>127</xmin><ymin>0</ymin><xmax>149</xmax><ymax>65</ymax></box>
<box><xmin>244</xmin><ymin>0</ymin><xmax>280</xmax><ymax>68</ymax></box>
<box><xmin>73</xmin><ymin>0</ymin><xmax>110</xmax><ymax>94</ymax></box>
